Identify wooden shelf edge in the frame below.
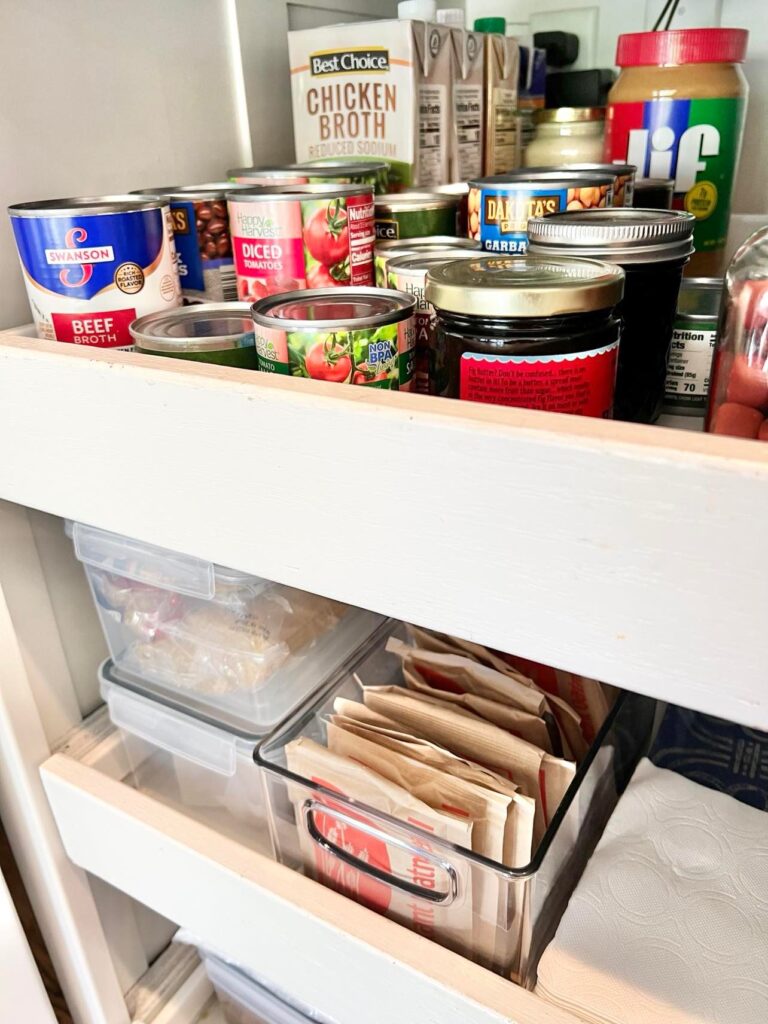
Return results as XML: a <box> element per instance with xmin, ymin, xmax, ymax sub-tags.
<box><xmin>41</xmin><ymin>753</ymin><xmax>578</xmax><ymax>1024</ymax></box>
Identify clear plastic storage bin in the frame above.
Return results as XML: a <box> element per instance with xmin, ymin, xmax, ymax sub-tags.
<box><xmin>72</xmin><ymin>521</ymin><xmax>383</xmax><ymax>733</ymax></box>
<box><xmin>203</xmin><ymin>952</ymin><xmax>319</xmax><ymax>1024</ymax></box>
<box><xmin>257</xmin><ymin>621</ymin><xmax>656</xmax><ymax>985</ymax></box>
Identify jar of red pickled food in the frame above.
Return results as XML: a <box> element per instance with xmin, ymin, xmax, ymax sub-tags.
<box><xmin>706</xmin><ymin>227</ymin><xmax>768</xmax><ymax>441</ymax></box>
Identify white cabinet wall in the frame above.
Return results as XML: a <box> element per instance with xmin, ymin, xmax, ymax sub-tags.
<box><xmin>0</xmin><ymin>0</ymin><xmax>397</xmax><ymax>331</ymax></box>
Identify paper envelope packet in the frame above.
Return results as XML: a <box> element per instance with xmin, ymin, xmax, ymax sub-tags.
<box><xmin>286</xmin><ymin>736</ymin><xmax>474</xmax><ymax>950</ymax></box>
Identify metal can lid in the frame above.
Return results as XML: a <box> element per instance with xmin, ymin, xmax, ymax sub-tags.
<box><xmin>557</xmin><ymin>162</ymin><xmax>637</xmax><ymax>177</ymax></box>
<box><xmin>527</xmin><ymin>209</ymin><xmax>695</xmax><ymax>264</ymax></box>
<box><xmin>534</xmin><ymin>107</ymin><xmax>605</xmax><ymax>124</ymax></box>
<box><xmin>8</xmin><ymin>195</ymin><xmax>168</xmax><ymax>217</ymax></box>
<box><xmin>387</xmin><ymin>250</ymin><xmax>484</xmax><ymax>279</ymax></box>
<box><xmin>226</xmin><ymin>183</ymin><xmax>372</xmax><ymax>202</ymax></box>
<box><xmin>433</xmin><ymin>182</ymin><xmax>470</xmax><ymax>197</ymax></box>
<box><xmin>131</xmin><ymin>183</ymin><xmax>252</xmax><ymax>201</ymax></box>
<box><xmin>676</xmin><ymin>277</ymin><xmax>723</xmax><ymax>319</ymax></box>
<box><xmin>470</xmin><ymin>170</ymin><xmax>615</xmax><ymax>188</ymax></box>
<box><xmin>375</xmin><ymin>236</ymin><xmax>479</xmax><ymax>253</ymax></box>
<box><xmin>130</xmin><ymin>304</ymin><xmax>255</xmax><ymax>353</ymax></box>
<box><xmin>228</xmin><ymin>161</ymin><xmax>388</xmax><ymax>180</ymax></box>
<box><xmin>293</xmin><ymin>160</ymin><xmax>390</xmax><ymax>175</ymax></box>
<box><xmin>375</xmin><ymin>192</ymin><xmax>460</xmax><ymax>213</ymax></box>
<box><xmin>251</xmin><ymin>287</ymin><xmax>415</xmax><ymax>331</ymax></box>
<box><xmin>425</xmin><ymin>255</ymin><xmax>625</xmax><ymax>318</ymax></box>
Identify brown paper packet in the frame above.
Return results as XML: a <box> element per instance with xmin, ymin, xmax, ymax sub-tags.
<box><xmin>327</xmin><ymin>718</ymin><xmax>525</xmax><ymax>970</ymax></box>
<box><xmin>402</xmin><ymin>665</ymin><xmax>554</xmax><ymax>754</ymax></box>
<box><xmin>363</xmin><ymin>685</ymin><xmax>574</xmax><ymax>842</ymax></box>
<box><xmin>332</xmin><ymin>696</ymin><xmax>407</xmax><ymax>732</ymax></box>
<box><xmin>403</xmin><ymin>628</ymin><xmax>586</xmax><ymax>761</ymax></box>
<box><xmin>329</xmin><ymin>713</ymin><xmax>535</xmax><ymax>868</ymax></box>
<box><xmin>493</xmin><ymin>651</ymin><xmax>614</xmax><ymax>745</ymax></box>
<box><xmin>286</xmin><ymin>736</ymin><xmax>474</xmax><ymax>950</ymax></box>
<box><xmin>388</xmin><ymin>637</ymin><xmax>546</xmax><ymax>715</ymax></box>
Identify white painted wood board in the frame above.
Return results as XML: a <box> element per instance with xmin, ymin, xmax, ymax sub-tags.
<box><xmin>41</xmin><ymin>753</ymin><xmax>580</xmax><ymax>1024</ymax></box>
<box><xmin>1</xmin><ymin>336</ymin><xmax>766</xmax><ymax>728</ymax></box>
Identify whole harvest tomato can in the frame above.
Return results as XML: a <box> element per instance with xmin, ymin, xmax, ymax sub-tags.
<box><xmin>227</xmin><ymin>184</ymin><xmax>375</xmax><ymax>302</ymax></box>
<box><xmin>8</xmin><ymin>196</ymin><xmax>181</xmax><ymax>348</ymax></box>
<box><xmin>251</xmin><ymin>287</ymin><xmax>416</xmax><ymax>388</ymax></box>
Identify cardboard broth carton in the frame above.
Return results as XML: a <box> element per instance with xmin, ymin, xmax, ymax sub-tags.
<box><xmin>449</xmin><ymin>28</ymin><xmax>485</xmax><ymax>182</ymax></box>
<box><xmin>483</xmin><ymin>33</ymin><xmax>520</xmax><ymax>175</ymax></box>
<box><xmin>289</xmin><ymin>20</ymin><xmax>452</xmax><ymax>190</ymax></box>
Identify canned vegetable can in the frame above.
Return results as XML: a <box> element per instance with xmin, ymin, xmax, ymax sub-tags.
<box><xmin>227</xmin><ymin>184</ymin><xmax>375</xmax><ymax>302</ymax></box>
<box><xmin>132</xmin><ymin>183</ymin><xmax>248</xmax><ymax>302</ymax></box>
<box><xmin>664</xmin><ymin>277</ymin><xmax>722</xmax><ymax>417</ymax></box>
<box><xmin>374</xmin><ymin>193</ymin><xmax>460</xmax><ymax>241</ymax></box>
<box><xmin>555</xmin><ymin>162</ymin><xmax>637</xmax><ymax>207</ymax></box>
<box><xmin>387</xmin><ymin>250</ymin><xmax>482</xmax><ymax>395</ymax></box>
<box><xmin>251</xmin><ymin>287</ymin><xmax>416</xmax><ymax>388</ymax></box>
<box><xmin>228</xmin><ymin>160</ymin><xmax>389</xmax><ymax>191</ymax></box>
<box><xmin>468</xmin><ymin>171</ymin><xmax>615</xmax><ymax>253</ymax></box>
<box><xmin>8</xmin><ymin>196</ymin><xmax>181</xmax><ymax>348</ymax></box>
<box><xmin>130</xmin><ymin>303</ymin><xmax>258</xmax><ymax>369</ymax></box>
<box><xmin>375</xmin><ymin>236</ymin><xmax>480</xmax><ymax>287</ymax></box>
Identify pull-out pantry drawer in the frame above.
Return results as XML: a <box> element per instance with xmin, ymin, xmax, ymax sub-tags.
<box><xmin>40</xmin><ymin>712</ymin><xmax>579</xmax><ymax>1024</ymax></box>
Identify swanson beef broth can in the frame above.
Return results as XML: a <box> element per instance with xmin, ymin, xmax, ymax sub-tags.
<box><xmin>8</xmin><ymin>196</ymin><xmax>180</xmax><ymax>348</ymax></box>
<box><xmin>227</xmin><ymin>183</ymin><xmax>375</xmax><ymax>302</ymax></box>
<box><xmin>468</xmin><ymin>171</ymin><xmax>615</xmax><ymax>253</ymax></box>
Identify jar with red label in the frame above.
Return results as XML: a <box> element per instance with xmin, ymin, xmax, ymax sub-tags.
<box><xmin>425</xmin><ymin>255</ymin><xmax>625</xmax><ymax>417</ymax></box>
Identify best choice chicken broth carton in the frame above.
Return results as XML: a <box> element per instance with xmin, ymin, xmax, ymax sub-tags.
<box><xmin>450</xmin><ymin>28</ymin><xmax>485</xmax><ymax>181</ymax></box>
<box><xmin>289</xmin><ymin>20</ymin><xmax>452</xmax><ymax>190</ymax></box>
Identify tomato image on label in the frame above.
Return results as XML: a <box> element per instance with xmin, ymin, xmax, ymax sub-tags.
<box><xmin>255</xmin><ymin>319</ymin><xmax>414</xmax><ymax>389</ymax></box>
<box><xmin>305</xmin><ymin>339</ymin><xmax>353</xmax><ymax>382</ymax></box>
<box><xmin>303</xmin><ymin>200</ymin><xmax>350</xmax><ymax>270</ymax></box>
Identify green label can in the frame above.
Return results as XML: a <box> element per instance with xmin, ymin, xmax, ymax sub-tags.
<box><xmin>251</xmin><ymin>287</ymin><xmax>416</xmax><ymax>388</ymax></box>
<box><xmin>374</xmin><ymin>193</ymin><xmax>459</xmax><ymax>241</ymax></box>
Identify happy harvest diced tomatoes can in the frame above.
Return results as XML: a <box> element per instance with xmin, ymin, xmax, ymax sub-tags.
<box><xmin>251</xmin><ymin>287</ymin><xmax>416</xmax><ymax>388</ymax></box>
<box><xmin>227</xmin><ymin>183</ymin><xmax>375</xmax><ymax>302</ymax></box>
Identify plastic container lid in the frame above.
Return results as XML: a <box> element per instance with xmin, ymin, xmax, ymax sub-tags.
<box><xmin>474</xmin><ymin>16</ymin><xmax>505</xmax><ymax>33</ymax></box>
<box><xmin>398</xmin><ymin>0</ymin><xmax>436</xmax><ymax>20</ymax></box>
<box><xmin>436</xmin><ymin>7</ymin><xmax>464</xmax><ymax>26</ymax></box>
<box><xmin>130</xmin><ymin>304</ymin><xmax>255</xmax><ymax>354</ymax></box>
<box><xmin>527</xmin><ymin>209</ymin><xmax>696</xmax><ymax>264</ymax></box>
<box><xmin>616</xmin><ymin>28</ymin><xmax>748</xmax><ymax>67</ymax></box>
<box><xmin>425</xmin><ymin>255</ymin><xmax>625</xmax><ymax>317</ymax></box>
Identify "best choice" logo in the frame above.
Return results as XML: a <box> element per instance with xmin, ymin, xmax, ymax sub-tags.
<box><xmin>310</xmin><ymin>48</ymin><xmax>390</xmax><ymax>76</ymax></box>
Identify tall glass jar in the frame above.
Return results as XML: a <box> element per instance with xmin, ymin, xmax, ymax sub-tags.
<box><xmin>706</xmin><ymin>227</ymin><xmax>768</xmax><ymax>440</ymax></box>
<box><xmin>524</xmin><ymin>108</ymin><xmax>605</xmax><ymax>167</ymax></box>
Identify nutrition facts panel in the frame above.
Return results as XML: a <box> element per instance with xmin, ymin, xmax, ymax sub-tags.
<box><xmin>418</xmin><ymin>84</ymin><xmax>448</xmax><ymax>186</ymax></box>
<box><xmin>454</xmin><ymin>84</ymin><xmax>483</xmax><ymax>180</ymax></box>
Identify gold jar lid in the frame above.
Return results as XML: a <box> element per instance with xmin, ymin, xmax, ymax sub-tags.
<box><xmin>534</xmin><ymin>107</ymin><xmax>606</xmax><ymax>124</ymax></box>
<box><xmin>425</xmin><ymin>255</ymin><xmax>625</xmax><ymax>318</ymax></box>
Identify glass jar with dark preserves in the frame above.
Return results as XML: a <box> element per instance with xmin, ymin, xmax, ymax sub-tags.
<box><xmin>425</xmin><ymin>255</ymin><xmax>625</xmax><ymax>418</ymax></box>
<box><xmin>527</xmin><ymin>209</ymin><xmax>694</xmax><ymax>423</ymax></box>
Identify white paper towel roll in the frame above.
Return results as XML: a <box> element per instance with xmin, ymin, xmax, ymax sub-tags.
<box><xmin>536</xmin><ymin>758</ymin><xmax>768</xmax><ymax>1024</ymax></box>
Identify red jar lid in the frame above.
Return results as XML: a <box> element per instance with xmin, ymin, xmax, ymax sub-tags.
<box><xmin>616</xmin><ymin>28</ymin><xmax>748</xmax><ymax>67</ymax></box>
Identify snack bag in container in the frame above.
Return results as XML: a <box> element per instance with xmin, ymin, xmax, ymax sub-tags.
<box><xmin>285</xmin><ymin>738</ymin><xmax>474</xmax><ymax>951</ymax></box>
